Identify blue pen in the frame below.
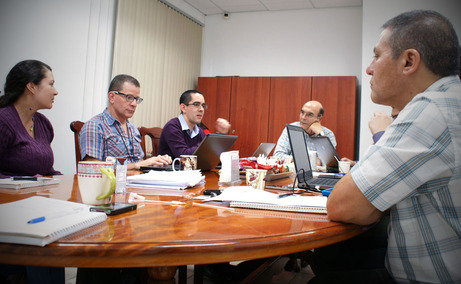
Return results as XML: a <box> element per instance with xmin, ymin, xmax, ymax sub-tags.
<box><xmin>27</xmin><ymin>207</ymin><xmax>84</xmax><ymax>224</ymax></box>
<box><xmin>27</xmin><ymin>216</ymin><xmax>46</xmax><ymax>224</ymax></box>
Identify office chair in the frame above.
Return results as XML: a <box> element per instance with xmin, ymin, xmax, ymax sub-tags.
<box><xmin>138</xmin><ymin>126</ymin><xmax>162</xmax><ymax>159</ymax></box>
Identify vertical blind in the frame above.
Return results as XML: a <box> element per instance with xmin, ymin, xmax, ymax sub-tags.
<box><xmin>112</xmin><ymin>0</ymin><xmax>202</xmax><ymax>129</ymax></box>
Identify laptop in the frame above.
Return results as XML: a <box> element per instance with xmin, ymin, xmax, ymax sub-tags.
<box><xmin>141</xmin><ymin>134</ymin><xmax>238</xmax><ymax>172</ymax></box>
<box><xmin>286</xmin><ymin>124</ymin><xmax>341</xmax><ymax>189</ymax></box>
<box><xmin>252</xmin><ymin>142</ymin><xmax>276</xmax><ymax>157</ymax></box>
<box><xmin>311</xmin><ymin>136</ymin><xmax>341</xmax><ymax>172</ymax></box>
<box><xmin>193</xmin><ymin>133</ymin><xmax>238</xmax><ymax>171</ymax></box>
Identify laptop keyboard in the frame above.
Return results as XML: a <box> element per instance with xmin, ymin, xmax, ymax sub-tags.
<box><xmin>298</xmin><ymin>177</ymin><xmax>339</xmax><ymax>188</ymax></box>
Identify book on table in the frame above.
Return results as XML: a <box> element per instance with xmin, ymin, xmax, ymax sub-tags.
<box><xmin>207</xmin><ymin>186</ymin><xmax>327</xmax><ymax>214</ymax></box>
<box><xmin>0</xmin><ymin>196</ymin><xmax>107</xmax><ymax>246</ymax></box>
<box><xmin>0</xmin><ymin>177</ymin><xmax>60</xmax><ymax>190</ymax></box>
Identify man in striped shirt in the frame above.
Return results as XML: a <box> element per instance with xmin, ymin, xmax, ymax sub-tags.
<box><xmin>327</xmin><ymin>10</ymin><xmax>461</xmax><ymax>283</ymax></box>
<box><xmin>79</xmin><ymin>74</ymin><xmax>171</xmax><ymax>170</ymax></box>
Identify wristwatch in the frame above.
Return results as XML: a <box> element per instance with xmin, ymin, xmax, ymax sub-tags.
<box><xmin>319</xmin><ymin>131</ymin><xmax>325</xmax><ymax>136</ymax></box>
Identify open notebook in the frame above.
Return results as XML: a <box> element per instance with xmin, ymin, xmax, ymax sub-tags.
<box><xmin>0</xmin><ymin>196</ymin><xmax>107</xmax><ymax>246</ymax></box>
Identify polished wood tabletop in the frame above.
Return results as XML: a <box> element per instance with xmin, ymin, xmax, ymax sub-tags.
<box><xmin>0</xmin><ymin>171</ymin><xmax>364</xmax><ymax>268</ymax></box>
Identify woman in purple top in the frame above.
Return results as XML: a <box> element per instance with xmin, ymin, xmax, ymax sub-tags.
<box><xmin>0</xmin><ymin>60</ymin><xmax>64</xmax><ymax>283</ymax></box>
<box><xmin>0</xmin><ymin>60</ymin><xmax>61</xmax><ymax>178</ymax></box>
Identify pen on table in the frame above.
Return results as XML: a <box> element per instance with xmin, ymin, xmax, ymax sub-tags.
<box><xmin>27</xmin><ymin>208</ymin><xmax>84</xmax><ymax>224</ymax></box>
<box><xmin>28</xmin><ymin>216</ymin><xmax>46</xmax><ymax>224</ymax></box>
<box><xmin>278</xmin><ymin>193</ymin><xmax>295</xmax><ymax>198</ymax></box>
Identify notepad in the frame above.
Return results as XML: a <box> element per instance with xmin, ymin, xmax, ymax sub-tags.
<box><xmin>0</xmin><ymin>177</ymin><xmax>60</xmax><ymax>190</ymax></box>
<box><xmin>207</xmin><ymin>186</ymin><xmax>327</xmax><ymax>214</ymax></box>
<box><xmin>0</xmin><ymin>196</ymin><xmax>107</xmax><ymax>246</ymax></box>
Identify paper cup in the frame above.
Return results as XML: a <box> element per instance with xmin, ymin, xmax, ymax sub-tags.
<box><xmin>246</xmin><ymin>169</ymin><xmax>267</xmax><ymax>190</ymax></box>
<box><xmin>338</xmin><ymin>161</ymin><xmax>351</xmax><ymax>174</ymax></box>
<box><xmin>77</xmin><ymin>161</ymin><xmax>115</xmax><ymax>205</ymax></box>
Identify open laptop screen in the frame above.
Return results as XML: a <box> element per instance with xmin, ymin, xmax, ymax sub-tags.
<box><xmin>193</xmin><ymin>134</ymin><xmax>238</xmax><ymax>171</ymax></box>
<box><xmin>252</xmin><ymin>142</ymin><xmax>276</xmax><ymax>157</ymax></box>
<box><xmin>311</xmin><ymin>136</ymin><xmax>341</xmax><ymax>168</ymax></box>
<box><xmin>286</xmin><ymin>124</ymin><xmax>312</xmax><ymax>184</ymax></box>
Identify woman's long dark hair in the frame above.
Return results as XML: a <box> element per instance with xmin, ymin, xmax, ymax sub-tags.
<box><xmin>0</xmin><ymin>60</ymin><xmax>52</xmax><ymax>107</ymax></box>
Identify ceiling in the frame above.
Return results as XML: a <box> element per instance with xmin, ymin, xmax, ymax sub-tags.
<box><xmin>177</xmin><ymin>0</ymin><xmax>362</xmax><ymax>16</ymax></box>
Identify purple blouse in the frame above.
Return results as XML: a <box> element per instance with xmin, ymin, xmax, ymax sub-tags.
<box><xmin>0</xmin><ymin>105</ymin><xmax>61</xmax><ymax>178</ymax></box>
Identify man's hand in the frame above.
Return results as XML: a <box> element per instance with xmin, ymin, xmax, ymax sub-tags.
<box><xmin>341</xmin><ymin>157</ymin><xmax>356</xmax><ymax>167</ymax></box>
<box><xmin>369</xmin><ymin>111</ymin><xmax>392</xmax><ymax>135</ymax></box>
<box><xmin>307</xmin><ymin>121</ymin><xmax>323</xmax><ymax>136</ymax></box>
<box><xmin>131</xmin><ymin>155</ymin><xmax>172</xmax><ymax>170</ymax></box>
<box><xmin>215</xmin><ymin>118</ymin><xmax>231</xmax><ymax>134</ymax></box>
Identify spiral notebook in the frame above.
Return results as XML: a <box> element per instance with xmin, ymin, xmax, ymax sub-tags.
<box><xmin>207</xmin><ymin>186</ymin><xmax>327</xmax><ymax>214</ymax></box>
<box><xmin>0</xmin><ymin>196</ymin><xmax>107</xmax><ymax>246</ymax></box>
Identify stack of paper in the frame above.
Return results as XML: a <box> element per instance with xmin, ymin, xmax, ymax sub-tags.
<box><xmin>127</xmin><ymin>170</ymin><xmax>204</xmax><ymax>189</ymax></box>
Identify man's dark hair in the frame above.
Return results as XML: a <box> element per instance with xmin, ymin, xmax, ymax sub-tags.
<box><xmin>383</xmin><ymin>10</ymin><xmax>459</xmax><ymax>77</ymax></box>
<box><xmin>179</xmin><ymin>90</ymin><xmax>203</xmax><ymax>114</ymax></box>
<box><xmin>318</xmin><ymin>107</ymin><xmax>325</xmax><ymax>118</ymax></box>
<box><xmin>179</xmin><ymin>90</ymin><xmax>203</xmax><ymax>105</ymax></box>
<box><xmin>108</xmin><ymin>74</ymin><xmax>140</xmax><ymax>92</ymax></box>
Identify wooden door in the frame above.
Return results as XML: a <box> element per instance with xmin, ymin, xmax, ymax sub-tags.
<box><xmin>311</xmin><ymin>76</ymin><xmax>357</xmax><ymax>160</ymax></box>
<box><xmin>197</xmin><ymin>77</ymin><xmax>232</xmax><ymax>133</ymax></box>
<box><xmin>229</xmin><ymin>77</ymin><xmax>271</xmax><ymax>157</ymax></box>
<box><xmin>268</xmin><ymin>77</ymin><xmax>312</xmax><ymax>143</ymax></box>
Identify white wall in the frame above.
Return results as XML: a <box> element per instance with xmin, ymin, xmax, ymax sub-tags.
<box><xmin>360</xmin><ymin>0</ymin><xmax>461</xmax><ymax>159</ymax></box>
<box><xmin>0</xmin><ymin>0</ymin><xmax>115</xmax><ymax>174</ymax></box>
<box><xmin>201</xmin><ymin>7</ymin><xmax>362</xmax><ymax>78</ymax></box>
<box><xmin>200</xmin><ymin>1</ymin><xmax>461</xmax><ymax>159</ymax></box>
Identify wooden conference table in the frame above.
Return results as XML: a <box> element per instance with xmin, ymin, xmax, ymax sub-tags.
<box><xmin>0</xmin><ymin>171</ymin><xmax>364</xmax><ymax>281</ymax></box>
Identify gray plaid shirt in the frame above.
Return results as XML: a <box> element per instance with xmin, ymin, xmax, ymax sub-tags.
<box><xmin>273</xmin><ymin>121</ymin><xmax>336</xmax><ymax>161</ymax></box>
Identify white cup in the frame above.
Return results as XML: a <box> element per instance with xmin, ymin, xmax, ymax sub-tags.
<box><xmin>77</xmin><ymin>161</ymin><xmax>116</xmax><ymax>205</ymax></box>
<box><xmin>308</xmin><ymin>150</ymin><xmax>318</xmax><ymax>171</ymax></box>
<box><xmin>338</xmin><ymin>161</ymin><xmax>351</xmax><ymax>174</ymax></box>
<box><xmin>172</xmin><ymin>155</ymin><xmax>197</xmax><ymax>171</ymax></box>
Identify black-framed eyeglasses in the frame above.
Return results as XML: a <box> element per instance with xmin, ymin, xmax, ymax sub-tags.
<box><xmin>185</xmin><ymin>102</ymin><xmax>208</xmax><ymax>110</ymax></box>
<box><xmin>113</xmin><ymin>91</ymin><xmax>143</xmax><ymax>104</ymax></box>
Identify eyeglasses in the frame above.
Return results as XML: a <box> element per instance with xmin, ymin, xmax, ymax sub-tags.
<box><xmin>185</xmin><ymin>102</ymin><xmax>208</xmax><ymax>110</ymax></box>
<box><xmin>113</xmin><ymin>91</ymin><xmax>143</xmax><ymax>104</ymax></box>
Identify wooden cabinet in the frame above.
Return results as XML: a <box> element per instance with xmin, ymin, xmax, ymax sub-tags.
<box><xmin>311</xmin><ymin>77</ymin><xmax>357</xmax><ymax>160</ymax></box>
<box><xmin>268</xmin><ymin>77</ymin><xmax>312</xmax><ymax>143</ymax></box>
<box><xmin>197</xmin><ymin>76</ymin><xmax>357</xmax><ymax>159</ymax></box>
